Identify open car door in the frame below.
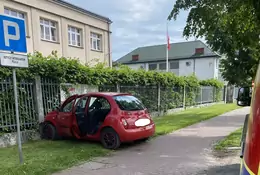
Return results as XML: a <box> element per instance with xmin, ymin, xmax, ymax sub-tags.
<box><xmin>56</xmin><ymin>94</ymin><xmax>78</xmax><ymax>137</ymax></box>
<box><xmin>71</xmin><ymin>95</ymin><xmax>89</xmax><ymax>138</ymax></box>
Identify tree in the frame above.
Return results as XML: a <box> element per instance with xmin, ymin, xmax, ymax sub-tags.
<box><xmin>168</xmin><ymin>0</ymin><xmax>260</xmax><ymax>86</ymax></box>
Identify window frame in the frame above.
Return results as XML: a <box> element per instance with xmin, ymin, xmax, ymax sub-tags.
<box><xmin>88</xmin><ymin>96</ymin><xmax>111</xmax><ymax>110</ymax></box>
<box><xmin>60</xmin><ymin>99</ymin><xmax>75</xmax><ymax>113</ymax></box>
<box><xmin>113</xmin><ymin>95</ymin><xmax>145</xmax><ymax>111</ymax></box>
<box><xmin>68</xmin><ymin>25</ymin><xmax>82</xmax><ymax>47</ymax></box>
<box><xmin>74</xmin><ymin>96</ymin><xmax>88</xmax><ymax>113</ymax></box>
<box><xmin>90</xmin><ymin>32</ymin><xmax>102</xmax><ymax>51</ymax></box>
<box><xmin>159</xmin><ymin>63</ymin><xmax>166</xmax><ymax>70</ymax></box>
<box><xmin>4</xmin><ymin>7</ymin><xmax>29</xmax><ymax>37</ymax></box>
<box><xmin>148</xmin><ymin>63</ymin><xmax>157</xmax><ymax>71</ymax></box>
<box><xmin>40</xmin><ymin>18</ymin><xmax>58</xmax><ymax>42</ymax></box>
<box><xmin>169</xmin><ymin>61</ymin><xmax>179</xmax><ymax>69</ymax></box>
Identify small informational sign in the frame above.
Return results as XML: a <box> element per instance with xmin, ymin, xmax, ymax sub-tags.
<box><xmin>0</xmin><ymin>52</ymin><xmax>28</xmax><ymax>68</ymax></box>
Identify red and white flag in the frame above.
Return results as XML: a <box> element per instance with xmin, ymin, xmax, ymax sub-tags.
<box><xmin>166</xmin><ymin>22</ymin><xmax>170</xmax><ymax>50</ymax></box>
<box><xmin>167</xmin><ymin>34</ymin><xmax>171</xmax><ymax>50</ymax></box>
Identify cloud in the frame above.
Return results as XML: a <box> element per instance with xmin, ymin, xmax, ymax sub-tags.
<box><xmin>66</xmin><ymin>0</ymin><xmax>192</xmax><ymax>60</ymax></box>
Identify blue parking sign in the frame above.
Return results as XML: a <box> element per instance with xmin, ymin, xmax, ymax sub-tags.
<box><xmin>0</xmin><ymin>15</ymin><xmax>27</xmax><ymax>53</ymax></box>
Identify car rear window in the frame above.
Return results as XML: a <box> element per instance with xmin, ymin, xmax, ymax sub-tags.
<box><xmin>113</xmin><ymin>95</ymin><xmax>145</xmax><ymax>111</ymax></box>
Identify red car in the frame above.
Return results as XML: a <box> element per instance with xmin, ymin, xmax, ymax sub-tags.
<box><xmin>39</xmin><ymin>92</ymin><xmax>155</xmax><ymax>149</ymax></box>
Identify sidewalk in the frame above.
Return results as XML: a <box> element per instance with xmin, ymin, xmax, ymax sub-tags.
<box><xmin>54</xmin><ymin>107</ymin><xmax>249</xmax><ymax>175</ymax></box>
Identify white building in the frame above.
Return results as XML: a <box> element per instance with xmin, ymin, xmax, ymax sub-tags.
<box><xmin>0</xmin><ymin>0</ymin><xmax>112</xmax><ymax>67</ymax></box>
<box><xmin>115</xmin><ymin>40</ymin><xmax>224</xmax><ymax>81</ymax></box>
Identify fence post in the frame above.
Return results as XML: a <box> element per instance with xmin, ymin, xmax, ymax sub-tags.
<box><xmin>213</xmin><ymin>87</ymin><xmax>216</xmax><ymax>102</ymax></box>
<box><xmin>183</xmin><ymin>85</ymin><xmax>186</xmax><ymax>109</ymax></box>
<box><xmin>33</xmin><ymin>76</ymin><xmax>44</xmax><ymax>123</ymax></box>
<box><xmin>200</xmin><ymin>87</ymin><xmax>203</xmax><ymax>104</ymax></box>
<box><xmin>157</xmin><ymin>84</ymin><xmax>161</xmax><ymax>112</ymax></box>
<box><xmin>116</xmin><ymin>84</ymin><xmax>120</xmax><ymax>93</ymax></box>
<box><xmin>224</xmin><ymin>85</ymin><xmax>227</xmax><ymax>104</ymax></box>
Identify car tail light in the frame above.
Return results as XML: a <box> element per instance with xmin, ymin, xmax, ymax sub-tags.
<box><xmin>121</xmin><ymin>118</ymin><xmax>128</xmax><ymax>129</ymax></box>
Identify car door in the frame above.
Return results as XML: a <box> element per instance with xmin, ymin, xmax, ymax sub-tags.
<box><xmin>71</xmin><ymin>95</ymin><xmax>89</xmax><ymax>138</ymax></box>
<box><xmin>56</xmin><ymin>94</ymin><xmax>78</xmax><ymax>136</ymax></box>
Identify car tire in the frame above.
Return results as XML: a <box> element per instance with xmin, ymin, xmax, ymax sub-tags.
<box><xmin>101</xmin><ymin>128</ymin><xmax>121</xmax><ymax>150</ymax></box>
<box><xmin>240</xmin><ymin>114</ymin><xmax>249</xmax><ymax>158</ymax></box>
<box><xmin>140</xmin><ymin>137</ymin><xmax>150</xmax><ymax>142</ymax></box>
<box><xmin>40</xmin><ymin>122</ymin><xmax>59</xmax><ymax>140</ymax></box>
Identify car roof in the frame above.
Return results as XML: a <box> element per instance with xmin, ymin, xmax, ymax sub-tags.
<box><xmin>83</xmin><ymin>92</ymin><xmax>131</xmax><ymax>97</ymax></box>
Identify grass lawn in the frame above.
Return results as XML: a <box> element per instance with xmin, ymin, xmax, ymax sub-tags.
<box><xmin>0</xmin><ymin>103</ymin><xmax>240</xmax><ymax>175</ymax></box>
<box><xmin>154</xmin><ymin>103</ymin><xmax>240</xmax><ymax>136</ymax></box>
<box><xmin>214</xmin><ymin>127</ymin><xmax>243</xmax><ymax>150</ymax></box>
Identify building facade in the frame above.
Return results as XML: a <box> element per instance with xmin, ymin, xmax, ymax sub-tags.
<box><xmin>0</xmin><ymin>0</ymin><xmax>112</xmax><ymax>67</ymax></box>
<box><xmin>115</xmin><ymin>40</ymin><xmax>224</xmax><ymax>81</ymax></box>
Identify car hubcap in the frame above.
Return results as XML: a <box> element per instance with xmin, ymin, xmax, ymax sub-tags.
<box><xmin>104</xmin><ymin>132</ymin><xmax>116</xmax><ymax>147</ymax></box>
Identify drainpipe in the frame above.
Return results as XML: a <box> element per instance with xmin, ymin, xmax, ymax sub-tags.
<box><xmin>107</xmin><ymin>21</ymin><xmax>112</xmax><ymax>68</ymax></box>
<box><xmin>193</xmin><ymin>58</ymin><xmax>196</xmax><ymax>75</ymax></box>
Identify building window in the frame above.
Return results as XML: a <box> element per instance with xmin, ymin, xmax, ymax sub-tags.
<box><xmin>40</xmin><ymin>18</ymin><xmax>58</xmax><ymax>42</ymax></box>
<box><xmin>91</xmin><ymin>32</ymin><xmax>102</xmax><ymax>51</ymax></box>
<box><xmin>195</xmin><ymin>48</ymin><xmax>204</xmax><ymax>55</ymax></box>
<box><xmin>132</xmin><ymin>55</ymin><xmax>139</xmax><ymax>61</ymax></box>
<box><xmin>148</xmin><ymin>63</ymin><xmax>157</xmax><ymax>70</ymax></box>
<box><xmin>4</xmin><ymin>7</ymin><xmax>29</xmax><ymax>36</ymax></box>
<box><xmin>4</xmin><ymin>8</ymin><xmax>25</xmax><ymax>19</ymax></box>
<box><xmin>159</xmin><ymin>63</ymin><xmax>166</xmax><ymax>70</ymax></box>
<box><xmin>68</xmin><ymin>26</ymin><xmax>82</xmax><ymax>47</ymax></box>
<box><xmin>170</xmin><ymin>61</ymin><xmax>179</xmax><ymax>69</ymax></box>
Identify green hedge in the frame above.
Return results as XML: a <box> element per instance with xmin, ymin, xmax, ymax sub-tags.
<box><xmin>0</xmin><ymin>51</ymin><xmax>224</xmax><ymax>132</ymax></box>
<box><xmin>0</xmin><ymin>51</ymin><xmax>224</xmax><ymax>88</ymax></box>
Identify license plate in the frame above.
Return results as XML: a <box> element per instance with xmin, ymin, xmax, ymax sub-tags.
<box><xmin>146</xmin><ymin>125</ymin><xmax>153</xmax><ymax>130</ymax></box>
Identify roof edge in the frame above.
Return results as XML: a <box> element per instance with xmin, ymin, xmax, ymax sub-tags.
<box><xmin>116</xmin><ymin>54</ymin><xmax>220</xmax><ymax>64</ymax></box>
<box><xmin>50</xmin><ymin>0</ymin><xmax>112</xmax><ymax>23</ymax></box>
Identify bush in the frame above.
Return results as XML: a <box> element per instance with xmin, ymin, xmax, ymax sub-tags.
<box><xmin>0</xmin><ymin>52</ymin><xmax>224</xmax><ymax>132</ymax></box>
<box><xmin>0</xmin><ymin>52</ymin><xmax>224</xmax><ymax>88</ymax></box>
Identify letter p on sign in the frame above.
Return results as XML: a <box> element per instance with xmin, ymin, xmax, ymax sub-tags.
<box><xmin>3</xmin><ymin>20</ymin><xmax>20</xmax><ymax>47</ymax></box>
<box><xmin>0</xmin><ymin>15</ymin><xmax>27</xmax><ymax>53</ymax></box>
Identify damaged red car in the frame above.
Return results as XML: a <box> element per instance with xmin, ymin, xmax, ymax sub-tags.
<box><xmin>39</xmin><ymin>92</ymin><xmax>155</xmax><ymax>149</ymax></box>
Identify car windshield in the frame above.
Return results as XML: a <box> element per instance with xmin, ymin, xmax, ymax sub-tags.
<box><xmin>113</xmin><ymin>95</ymin><xmax>145</xmax><ymax>111</ymax></box>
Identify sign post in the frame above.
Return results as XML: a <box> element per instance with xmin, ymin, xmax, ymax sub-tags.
<box><xmin>13</xmin><ymin>68</ymin><xmax>23</xmax><ymax>163</ymax></box>
<box><xmin>0</xmin><ymin>15</ymin><xmax>28</xmax><ymax>164</ymax></box>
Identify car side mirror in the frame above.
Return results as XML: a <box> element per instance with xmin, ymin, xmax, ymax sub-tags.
<box><xmin>237</xmin><ymin>87</ymin><xmax>251</xmax><ymax>106</ymax></box>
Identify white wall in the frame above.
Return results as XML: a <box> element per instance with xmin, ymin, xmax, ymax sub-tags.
<box><xmin>125</xmin><ymin>57</ymin><xmax>220</xmax><ymax>80</ymax></box>
<box><xmin>195</xmin><ymin>57</ymin><xmax>216</xmax><ymax>80</ymax></box>
<box><xmin>178</xmin><ymin>57</ymin><xmax>218</xmax><ymax>80</ymax></box>
<box><xmin>179</xmin><ymin>59</ymin><xmax>194</xmax><ymax>77</ymax></box>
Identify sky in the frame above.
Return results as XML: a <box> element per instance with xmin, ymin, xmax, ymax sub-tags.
<box><xmin>66</xmin><ymin>0</ymin><xmax>196</xmax><ymax>61</ymax></box>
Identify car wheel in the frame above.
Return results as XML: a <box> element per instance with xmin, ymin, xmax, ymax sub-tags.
<box><xmin>101</xmin><ymin>128</ymin><xmax>121</xmax><ymax>150</ymax></box>
<box><xmin>40</xmin><ymin>122</ymin><xmax>59</xmax><ymax>140</ymax></box>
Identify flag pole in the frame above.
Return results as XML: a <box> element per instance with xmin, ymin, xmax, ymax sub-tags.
<box><xmin>166</xmin><ymin>21</ymin><xmax>169</xmax><ymax>72</ymax></box>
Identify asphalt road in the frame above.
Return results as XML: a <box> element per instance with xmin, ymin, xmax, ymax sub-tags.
<box><xmin>54</xmin><ymin>107</ymin><xmax>249</xmax><ymax>175</ymax></box>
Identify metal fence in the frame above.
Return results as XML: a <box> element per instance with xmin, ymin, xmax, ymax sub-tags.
<box><xmin>99</xmin><ymin>85</ymin><xmax>224</xmax><ymax>113</ymax></box>
<box><xmin>120</xmin><ymin>85</ymin><xmax>158</xmax><ymax>112</ymax></box>
<box><xmin>0</xmin><ymin>78</ymin><xmax>37</xmax><ymax>132</ymax></box>
<box><xmin>0</xmin><ymin>77</ymin><xmax>224</xmax><ymax>133</ymax></box>
<box><xmin>41</xmin><ymin>78</ymin><xmax>61</xmax><ymax>116</ymax></box>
